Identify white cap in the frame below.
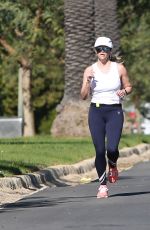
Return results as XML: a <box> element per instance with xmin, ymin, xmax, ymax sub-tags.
<box><xmin>94</xmin><ymin>37</ymin><xmax>113</xmax><ymax>48</ymax></box>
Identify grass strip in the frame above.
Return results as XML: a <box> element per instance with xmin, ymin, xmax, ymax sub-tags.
<box><xmin>0</xmin><ymin>134</ymin><xmax>149</xmax><ymax>177</ymax></box>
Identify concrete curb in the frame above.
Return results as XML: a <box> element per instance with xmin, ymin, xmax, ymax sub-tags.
<box><xmin>0</xmin><ymin>143</ymin><xmax>150</xmax><ymax>191</ymax></box>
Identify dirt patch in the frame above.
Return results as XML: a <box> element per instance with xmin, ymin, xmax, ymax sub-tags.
<box><xmin>60</xmin><ymin>149</ymin><xmax>150</xmax><ymax>185</ymax></box>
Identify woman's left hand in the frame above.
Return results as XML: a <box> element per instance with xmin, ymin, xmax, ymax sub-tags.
<box><xmin>116</xmin><ymin>89</ymin><xmax>126</xmax><ymax>98</ymax></box>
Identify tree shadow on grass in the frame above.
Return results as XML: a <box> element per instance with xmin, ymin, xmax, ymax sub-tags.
<box><xmin>0</xmin><ymin>140</ymin><xmax>92</xmax><ymax>145</ymax></box>
<box><xmin>0</xmin><ymin>160</ymin><xmax>39</xmax><ymax>176</ymax></box>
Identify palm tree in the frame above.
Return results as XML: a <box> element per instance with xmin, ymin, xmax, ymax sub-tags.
<box><xmin>94</xmin><ymin>0</ymin><xmax>120</xmax><ymax>54</ymax></box>
<box><xmin>51</xmin><ymin>0</ymin><xmax>119</xmax><ymax>136</ymax></box>
<box><xmin>63</xmin><ymin>0</ymin><xmax>95</xmax><ymax>100</ymax></box>
<box><xmin>51</xmin><ymin>0</ymin><xmax>95</xmax><ymax>136</ymax></box>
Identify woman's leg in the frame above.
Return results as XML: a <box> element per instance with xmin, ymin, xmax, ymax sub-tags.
<box><xmin>106</xmin><ymin>107</ymin><xmax>124</xmax><ymax>168</ymax></box>
<box><xmin>88</xmin><ymin>106</ymin><xmax>107</xmax><ymax>185</ymax></box>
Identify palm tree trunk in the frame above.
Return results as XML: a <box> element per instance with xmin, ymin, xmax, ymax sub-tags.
<box><xmin>51</xmin><ymin>0</ymin><xmax>120</xmax><ymax>136</ymax></box>
<box><xmin>63</xmin><ymin>0</ymin><xmax>95</xmax><ymax>100</ymax></box>
<box><xmin>51</xmin><ymin>0</ymin><xmax>95</xmax><ymax>136</ymax></box>
<box><xmin>94</xmin><ymin>0</ymin><xmax>120</xmax><ymax>54</ymax></box>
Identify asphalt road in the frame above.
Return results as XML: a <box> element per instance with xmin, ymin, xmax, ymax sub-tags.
<box><xmin>0</xmin><ymin>162</ymin><xmax>150</xmax><ymax>230</ymax></box>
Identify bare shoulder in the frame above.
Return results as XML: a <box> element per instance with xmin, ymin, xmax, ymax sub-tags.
<box><xmin>83</xmin><ymin>65</ymin><xmax>94</xmax><ymax>78</ymax></box>
<box><xmin>117</xmin><ymin>63</ymin><xmax>128</xmax><ymax>75</ymax></box>
<box><xmin>84</xmin><ymin>65</ymin><xmax>93</xmax><ymax>73</ymax></box>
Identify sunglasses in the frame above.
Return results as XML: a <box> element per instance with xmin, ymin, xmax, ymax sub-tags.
<box><xmin>95</xmin><ymin>46</ymin><xmax>111</xmax><ymax>53</ymax></box>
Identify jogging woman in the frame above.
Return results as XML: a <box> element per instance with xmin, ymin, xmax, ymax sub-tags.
<box><xmin>81</xmin><ymin>37</ymin><xmax>132</xmax><ymax>198</ymax></box>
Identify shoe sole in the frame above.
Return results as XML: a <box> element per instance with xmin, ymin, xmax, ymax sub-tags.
<box><xmin>97</xmin><ymin>196</ymin><xmax>108</xmax><ymax>199</ymax></box>
<box><xmin>97</xmin><ymin>192</ymin><xmax>108</xmax><ymax>199</ymax></box>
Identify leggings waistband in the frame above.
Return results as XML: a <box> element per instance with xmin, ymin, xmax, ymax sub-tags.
<box><xmin>91</xmin><ymin>103</ymin><xmax>122</xmax><ymax>108</ymax></box>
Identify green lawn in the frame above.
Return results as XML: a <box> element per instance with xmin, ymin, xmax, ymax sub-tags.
<box><xmin>0</xmin><ymin>134</ymin><xmax>149</xmax><ymax>177</ymax></box>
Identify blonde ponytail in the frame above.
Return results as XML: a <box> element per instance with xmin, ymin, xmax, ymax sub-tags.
<box><xmin>110</xmin><ymin>54</ymin><xmax>124</xmax><ymax>63</ymax></box>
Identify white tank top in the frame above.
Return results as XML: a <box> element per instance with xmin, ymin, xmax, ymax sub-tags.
<box><xmin>91</xmin><ymin>62</ymin><xmax>121</xmax><ymax>104</ymax></box>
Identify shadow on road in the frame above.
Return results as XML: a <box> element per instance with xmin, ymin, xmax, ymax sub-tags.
<box><xmin>0</xmin><ymin>194</ymin><xmax>95</xmax><ymax>213</ymax></box>
<box><xmin>1</xmin><ymin>189</ymin><xmax>150</xmax><ymax>214</ymax></box>
<box><xmin>92</xmin><ymin>176</ymin><xmax>136</xmax><ymax>183</ymax></box>
<box><xmin>110</xmin><ymin>191</ymin><xmax>150</xmax><ymax>197</ymax></box>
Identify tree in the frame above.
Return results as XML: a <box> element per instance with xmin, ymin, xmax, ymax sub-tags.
<box><xmin>118</xmin><ymin>0</ymin><xmax>150</xmax><ymax>108</ymax></box>
<box><xmin>51</xmin><ymin>0</ymin><xmax>95</xmax><ymax>136</ymax></box>
<box><xmin>94</xmin><ymin>0</ymin><xmax>120</xmax><ymax>54</ymax></box>
<box><xmin>0</xmin><ymin>0</ymin><xmax>64</xmax><ymax>135</ymax></box>
<box><xmin>51</xmin><ymin>0</ymin><xmax>120</xmax><ymax>136</ymax></box>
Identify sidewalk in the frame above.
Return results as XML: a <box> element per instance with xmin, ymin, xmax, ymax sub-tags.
<box><xmin>1</xmin><ymin>161</ymin><xmax>150</xmax><ymax>230</ymax></box>
<box><xmin>0</xmin><ymin>143</ymin><xmax>150</xmax><ymax>205</ymax></box>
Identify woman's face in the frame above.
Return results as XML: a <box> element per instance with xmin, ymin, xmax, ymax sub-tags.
<box><xmin>95</xmin><ymin>46</ymin><xmax>111</xmax><ymax>61</ymax></box>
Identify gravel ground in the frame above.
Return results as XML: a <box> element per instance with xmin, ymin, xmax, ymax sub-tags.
<box><xmin>0</xmin><ymin>149</ymin><xmax>150</xmax><ymax>206</ymax></box>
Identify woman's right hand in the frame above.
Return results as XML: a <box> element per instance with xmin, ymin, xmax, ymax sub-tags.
<box><xmin>85</xmin><ymin>67</ymin><xmax>94</xmax><ymax>83</ymax></box>
<box><xmin>81</xmin><ymin>66</ymin><xmax>94</xmax><ymax>100</ymax></box>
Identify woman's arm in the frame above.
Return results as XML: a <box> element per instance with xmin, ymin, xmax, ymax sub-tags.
<box><xmin>80</xmin><ymin>66</ymin><xmax>93</xmax><ymax>100</ymax></box>
<box><xmin>117</xmin><ymin>63</ymin><xmax>132</xmax><ymax>98</ymax></box>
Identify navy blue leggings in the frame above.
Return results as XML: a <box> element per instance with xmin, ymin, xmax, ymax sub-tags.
<box><xmin>88</xmin><ymin>104</ymin><xmax>124</xmax><ymax>185</ymax></box>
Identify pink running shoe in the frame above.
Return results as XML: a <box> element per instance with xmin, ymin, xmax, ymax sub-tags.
<box><xmin>108</xmin><ymin>167</ymin><xmax>118</xmax><ymax>183</ymax></box>
<box><xmin>97</xmin><ymin>185</ymin><xmax>108</xmax><ymax>198</ymax></box>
